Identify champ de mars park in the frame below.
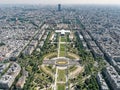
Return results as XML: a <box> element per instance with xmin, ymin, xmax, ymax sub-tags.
<box><xmin>18</xmin><ymin>27</ymin><xmax>104</xmax><ymax>90</ymax></box>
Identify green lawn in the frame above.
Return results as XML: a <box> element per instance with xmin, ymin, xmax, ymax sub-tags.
<box><xmin>43</xmin><ymin>52</ymin><xmax>57</xmax><ymax>59</ymax></box>
<box><xmin>47</xmin><ymin>88</ymin><xmax>52</xmax><ymax>90</ymax></box>
<box><xmin>40</xmin><ymin>65</ymin><xmax>53</xmax><ymax>77</ymax></box>
<box><xmin>57</xmin><ymin>69</ymin><xmax>66</xmax><ymax>82</ymax></box>
<box><xmin>59</xmin><ymin>44</ymin><xmax>66</xmax><ymax>57</ymax></box>
<box><xmin>45</xmin><ymin>66</ymin><xmax>53</xmax><ymax>72</ymax></box>
<box><xmin>61</xmin><ymin>36</ymin><xmax>66</xmax><ymax>42</ymax></box>
<box><xmin>60</xmin><ymin>44</ymin><xmax>65</xmax><ymax>51</ymax></box>
<box><xmin>69</xmin><ymin>65</ymin><xmax>77</xmax><ymax>72</ymax></box>
<box><xmin>57</xmin><ymin>84</ymin><xmax>66</xmax><ymax>90</ymax></box>
<box><xmin>60</xmin><ymin>51</ymin><xmax>65</xmax><ymax>57</ymax></box>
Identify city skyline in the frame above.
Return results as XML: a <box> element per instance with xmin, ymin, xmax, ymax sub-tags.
<box><xmin>0</xmin><ymin>3</ymin><xmax>120</xmax><ymax>90</ymax></box>
<box><xmin>0</xmin><ymin>0</ymin><xmax>120</xmax><ymax>5</ymax></box>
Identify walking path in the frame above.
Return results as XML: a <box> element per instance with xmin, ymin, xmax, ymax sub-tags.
<box><xmin>54</xmin><ymin>67</ymin><xmax>58</xmax><ymax>90</ymax></box>
<box><xmin>57</xmin><ymin>36</ymin><xmax>61</xmax><ymax>57</ymax></box>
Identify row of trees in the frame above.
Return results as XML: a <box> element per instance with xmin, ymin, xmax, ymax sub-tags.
<box><xmin>17</xmin><ymin>31</ymin><xmax>55</xmax><ymax>89</ymax></box>
<box><xmin>0</xmin><ymin>42</ymin><xmax>5</xmax><ymax>46</ymax></box>
<box><xmin>72</xmin><ymin>31</ymin><xmax>99</xmax><ymax>90</ymax></box>
<box><xmin>18</xmin><ymin>50</ymin><xmax>53</xmax><ymax>90</ymax></box>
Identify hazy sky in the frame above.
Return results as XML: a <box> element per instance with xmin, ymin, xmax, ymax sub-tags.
<box><xmin>0</xmin><ymin>0</ymin><xmax>120</xmax><ymax>5</ymax></box>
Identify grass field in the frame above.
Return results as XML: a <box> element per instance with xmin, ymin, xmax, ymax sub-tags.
<box><xmin>67</xmin><ymin>52</ymin><xmax>80</xmax><ymax>59</ymax></box>
<box><xmin>57</xmin><ymin>84</ymin><xmax>66</xmax><ymax>90</ymax></box>
<box><xmin>57</xmin><ymin>69</ymin><xmax>66</xmax><ymax>82</ymax></box>
<box><xmin>40</xmin><ymin>65</ymin><xmax>53</xmax><ymax>77</ymax></box>
<box><xmin>43</xmin><ymin>52</ymin><xmax>57</xmax><ymax>59</ymax></box>
<box><xmin>69</xmin><ymin>65</ymin><xmax>77</xmax><ymax>72</ymax></box>
<box><xmin>59</xmin><ymin>44</ymin><xmax>66</xmax><ymax>57</ymax></box>
<box><xmin>45</xmin><ymin>66</ymin><xmax>53</xmax><ymax>72</ymax></box>
<box><xmin>61</xmin><ymin>36</ymin><xmax>66</xmax><ymax>42</ymax></box>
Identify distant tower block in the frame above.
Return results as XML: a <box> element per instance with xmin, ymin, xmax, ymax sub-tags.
<box><xmin>58</xmin><ymin>4</ymin><xmax>61</xmax><ymax>11</ymax></box>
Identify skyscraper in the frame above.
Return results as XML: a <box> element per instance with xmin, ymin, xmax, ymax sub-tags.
<box><xmin>58</xmin><ymin>4</ymin><xmax>61</xmax><ymax>11</ymax></box>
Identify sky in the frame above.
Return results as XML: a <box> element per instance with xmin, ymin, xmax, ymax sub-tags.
<box><xmin>0</xmin><ymin>0</ymin><xmax>120</xmax><ymax>5</ymax></box>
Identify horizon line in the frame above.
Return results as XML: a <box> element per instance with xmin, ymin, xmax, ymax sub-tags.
<box><xmin>0</xmin><ymin>3</ymin><xmax>120</xmax><ymax>6</ymax></box>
